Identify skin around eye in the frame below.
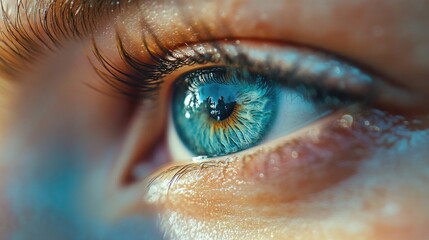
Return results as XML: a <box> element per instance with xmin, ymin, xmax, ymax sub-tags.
<box><xmin>124</xmin><ymin>37</ymin><xmax>429</xmax><ymax>240</ymax></box>
<box><xmin>107</xmin><ymin>39</ymin><xmax>386</xmax><ymax>181</ymax></box>
<box><xmin>105</xmin><ymin>37</ymin><xmax>429</xmax><ymax>228</ymax></box>
<box><xmin>147</xmin><ymin>109</ymin><xmax>429</xmax><ymax>240</ymax></box>
<box><xmin>141</xmin><ymin>41</ymin><xmax>429</xmax><ymax>239</ymax></box>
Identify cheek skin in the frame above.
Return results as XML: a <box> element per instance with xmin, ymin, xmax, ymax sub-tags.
<box><xmin>146</xmin><ymin>110</ymin><xmax>429</xmax><ymax>240</ymax></box>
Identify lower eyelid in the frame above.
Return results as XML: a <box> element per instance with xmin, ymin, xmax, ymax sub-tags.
<box><xmin>145</xmin><ymin>108</ymin><xmax>415</xmax><ymax>218</ymax></box>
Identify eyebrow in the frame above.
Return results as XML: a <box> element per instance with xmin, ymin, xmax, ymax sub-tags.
<box><xmin>0</xmin><ymin>0</ymin><xmax>138</xmax><ymax>77</ymax></box>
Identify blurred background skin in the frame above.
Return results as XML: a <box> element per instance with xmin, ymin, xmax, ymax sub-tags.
<box><xmin>0</xmin><ymin>0</ymin><xmax>428</xmax><ymax>239</ymax></box>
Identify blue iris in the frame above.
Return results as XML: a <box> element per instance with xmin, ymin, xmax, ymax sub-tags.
<box><xmin>172</xmin><ymin>67</ymin><xmax>279</xmax><ymax>157</ymax></box>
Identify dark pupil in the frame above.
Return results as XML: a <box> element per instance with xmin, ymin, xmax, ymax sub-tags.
<box><xmin>206</xmin><ymin>96</ymin><xmax>236</xmax><ymax>121</ymax></box>
<box><xmin>199</xmin><ymin>83</ymin><xmax>237</xmax><ymax>121</ymax></box>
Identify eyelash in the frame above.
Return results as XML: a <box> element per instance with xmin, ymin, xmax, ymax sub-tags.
<box><xmin>91</xmin><ymin>30</ymin><xmax>376</xmax><ymax>110</ymax></box>
<box><xmin>0</xmin><ymin>0</ymin><xmax>123</xmax><ymax>77</ymax></box>
<box><xmin>148</xmin><ymin>161</ymin><xmax>222</xmax><ymax>192</ymax></box>
<box><xmin>91</xmin><ymin>30</ymin><xmax>225</xmax><ymax>100</ymax></box>
<box><xmin>1</xmin><ymin>3</ymin><xmax>400</xmax><ymax>197</ymax></box>
<box><xmin>0</xmin><ymin>0</ymin><xmax>375</xmax><ymax>107</ymax></box>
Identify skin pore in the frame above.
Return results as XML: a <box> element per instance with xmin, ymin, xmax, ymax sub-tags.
<box><xmin>0</xmin><ymin>0</ymin><xmax>429</xmax><ymax>239</ymax></box>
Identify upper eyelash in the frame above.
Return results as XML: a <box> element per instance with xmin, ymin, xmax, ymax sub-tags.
<box><xmin>89</xmin><ymin>6</ymin><xmax>377</xmax><ymax>104</ymax></box>
<box><xmin>91</xmin><ymin>13</ymin><xmax>379</xmax><ymax>188</ymax></box>
<box><xmin>90</xmin><ymin>24</ymin><xmax>231</xmax><ymax>100</ymax></box>
<box><xmin>0</xmin><ymin>0</ymin><xmax>128</xmax><ymax>77</ymax></box>
<box><xmin>91</xmin><ymin>31</ymin><xmax>372</xmax><ymax>105</ymax></box>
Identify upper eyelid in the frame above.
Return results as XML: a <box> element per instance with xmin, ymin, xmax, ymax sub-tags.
<box><xmin>2</xmin><ymin>0</ymin><xmax>415</xmax><ymax>111</ymax></box>
<box><xmin>0</xmin><ymin>0</ymin><xmax>375</xmax><ymax>96</ymax></box>
<box><xmin>90</xmin><ymin>33</ymin><xmax>378</xmax><ymax>105</ymax></box>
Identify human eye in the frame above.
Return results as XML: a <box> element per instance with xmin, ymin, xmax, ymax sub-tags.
<box><xmin>167</xmin><ymin>42</ymin><xmax>374</xmax><ymax>159</ymax></box>
<box><xmin>100</xmin><ymin>37</ymin><xmax>419</xmax><ymax>174</ymax></box>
